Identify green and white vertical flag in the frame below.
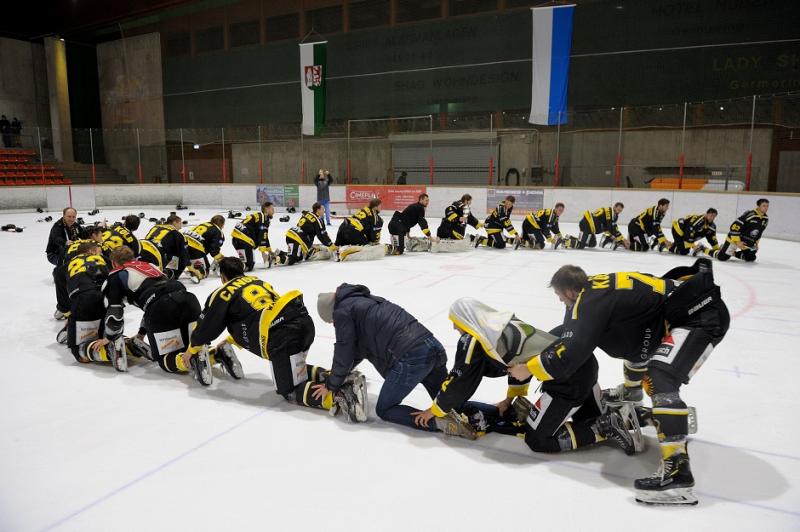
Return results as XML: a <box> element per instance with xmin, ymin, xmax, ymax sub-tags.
<box><xmin>300</xmin><ymin>41</ymin><xmax>327</xmax><ymax>136</ymax></box>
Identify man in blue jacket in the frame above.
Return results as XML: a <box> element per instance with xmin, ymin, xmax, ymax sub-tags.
<box><xmin>314</xmin><ymin>284</ymin><xmax>453</xmax><ymax>432</ymax></box>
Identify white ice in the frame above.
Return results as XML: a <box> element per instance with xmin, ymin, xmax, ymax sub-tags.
<box><xmin>0</xmin><ymin>207</ymin><xmax>798</xmax><ymax>532</ymax></box>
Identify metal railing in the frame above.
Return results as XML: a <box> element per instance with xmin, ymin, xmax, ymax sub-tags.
<box><xmin>4</xmin><ymin>90</ymin><xmax>798</xmax><ymax>192</ymax></box>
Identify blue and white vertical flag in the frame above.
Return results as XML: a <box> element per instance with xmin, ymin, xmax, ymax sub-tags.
<box><xmin>529</xmin><ymin>5</ymin><xmax>575</xmax><ymax>126</ymax></box>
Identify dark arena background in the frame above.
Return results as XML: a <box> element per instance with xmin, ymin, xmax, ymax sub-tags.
<box><xmin>0</xmin><ymin>2</ymin><xmax>799</xmax><ymax>531</ymax></box>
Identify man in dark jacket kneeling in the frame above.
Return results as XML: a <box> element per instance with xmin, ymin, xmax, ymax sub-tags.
<box><xmin>314</xmin><ymin>284</ymin><xmax>450</xmax><ymax>432</ymax></box>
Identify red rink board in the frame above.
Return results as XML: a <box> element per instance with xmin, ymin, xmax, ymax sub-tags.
<box><xmin>345</xmin><ymin>185</ymin><xmax>427</xmax><ymax>211</ymax></box>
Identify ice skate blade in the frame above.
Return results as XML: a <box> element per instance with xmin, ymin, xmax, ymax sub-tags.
<box><xmin>351</xmin><ymin>373</ymin><xmax>368</xmax><ymax>423</ymax></box>
<box><xmin>112</xmin><ymin>339</ymin><xmax>128</xmax><ymax>372</ymax></box>
<box><xmin>635</xmin><ymin>487</ymin><xmax>698</xmax><ymax>506</ymax></box>
<box><xmin>619</xmin><ymin>403</ymin><xmax>644</xmax><ymax>453</ymax></box>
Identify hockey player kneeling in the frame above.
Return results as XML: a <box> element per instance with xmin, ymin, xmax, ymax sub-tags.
<box><xmin>143</xmin><ymin>215</ymin><xmax>189</xmax><ymax>279</ymax></box>
<box><xmin>436</xmin><ymin>194</ymin><xmax>482</xmax><ymax>242</ymax></box>
<box><xmin>513</xmin><ymin>261</ymin><xmax>729</xmax><ymax>506</ymax></box>
<box><xmin>315</xmin><ymin>284</ymin><xmax>449</xmax><ymax>426</ymax></box>
<box><xmin>184</xmin><ymin>257</ymin><xmax>364</xmax><ymax>413</ymax></box>
<box><xmin>517</xmin><ymin>203</ymin><xmax>565</xmax><ymax>250</ymax></box>
<box><xmin>387</xmin><ymin>194</ymin><xmax>437</xmax><ymax>254</ymax></box>
<box><xmin>274</xmin><ymin>203</ymin><xmax>337</xmax><ymax>266</ymax></box>
<box><xmin>561</xmin><ymin>203</ymin><xmax>630</xmax><ymax>250</ymax></box>
<box><xmin>53</xmin><ymin>227</ymin><xmax>104</xmax><ymax>322</ymax></box>
<box><xmin>183</xmin><ymin>215</ymin><xmax>226</xmax><ymax>283</ymax></box>
<box><xmin>704</xmin><ymin>198</ymin><xmax>769</xmax><ymax>263</ymax></box>
<box><xmin>335</xmin><ymin>199</ymin><xmax>389</xmax><ymax>262</ymax></box>
<box><xmin>413</xmin><ymin>299</ymin><xmax>637</xmax><ymax>450</ymax></box>
<box><xmin>231</xmin><ymin>203</ymin><xmax>274</xmax><ymax>271</ymax></box>
<box><xmin>474</xmin><ymin>196</ymin><xmax>520</xmax><ymax>249</ymax></box>
<box><xmin>57</xmin><ymin>241</ymin><xmax>128</xmax><ymax>371</ymax></box>
<box><xmin>103</xmin><ymin>246</ymin><xmax>242</xmax><ymax>386</ymax></box>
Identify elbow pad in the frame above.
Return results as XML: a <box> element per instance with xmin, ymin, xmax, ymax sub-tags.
<box><xmin>105</xmin><ymin>305</ymin><xmax>125</xmax><ymax>339</ymax></box>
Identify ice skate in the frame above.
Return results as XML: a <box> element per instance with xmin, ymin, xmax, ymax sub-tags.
<box><xmin>189</xmin><ymin>345</ymin><xmax>213</xmax><ymax>386</ymax></box>
<box><xmin>107</xmin><ymin>337</ymin><xmax>128</xmax><ymax>372</ymax></box>
<box><xmin>601</xmin><ymin>383</ymin><xmax>644</xmax><ymax>407</ymax></box>
<box><xmin>435</xmin><ymin>409</ymin><xmax>478</xmax><ymax>440</ymax></box>
<box><xmin>618</xmin><ymin>403</ymin><xmax>644</xmax><ymax>453</ymax></box>
<box><xmin>692</xmin><ymin>243</ymin><xmax>707</xmax><ymax>257</ymax></box>
<box><xmin>214</xmin><ymin>342</ymin><xmax>244</xmax><ymax>379</ymax></box>
<box><xmin>125</xmin><ymin>336</ymin><xmax>153</xmax><ymax>361</ymax></box>
<box><xmin>635</xmin><ymin>451</ymin><xmax>698</xmax><ymax>506</ymax></box>
<box><xmin>56</xmin><ymin>325</ymin><xmax>68</xmax><ymax>345</ymax></box>
<box><xmin>511</xmin><ymin>395</ymin><xmax>535</xmax><ymax>423</ymax></box>
<box><xmin>330</xmin><ymin>376</ymin><xmax>368</xmax><ymax>423</ymax></box>
<box><xmin>597</xmin><ymin>410</ymin><xmax>636</xmax><ymax>455</ymax></box>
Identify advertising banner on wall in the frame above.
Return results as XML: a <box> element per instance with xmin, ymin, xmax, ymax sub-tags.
<box><xmin>346</xmin><ymin>185</ymin><xmax>427</xmax><ymax>211</ymax></box>
<box><xmin>256</xmin><ymin>185</ymin><xmax>300</xmax><ymax>209</ymax></box>
<box><xmin>486</xmin><ymin>188</ymin><xmax>544</xmax><ymax>213</ymax></box>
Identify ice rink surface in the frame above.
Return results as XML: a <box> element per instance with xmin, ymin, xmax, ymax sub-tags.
<box><xmin>0</xmin><ymin>207</ymin><xmax>798</xmax><ymax>532</ymax></box>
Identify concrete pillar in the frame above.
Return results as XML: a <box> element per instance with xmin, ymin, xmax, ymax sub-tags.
<box><xmin>43</xmin><ymin>37</ymin><xmax>73</xmax><ymax>162</ymax></box>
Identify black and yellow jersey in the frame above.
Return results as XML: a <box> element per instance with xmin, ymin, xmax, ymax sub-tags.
<box><xmin>190</xmin><ymin>275</ymin><xmax>305</xmax><ymax>358</ymax></box>
<box><xmin>727</xmin><ymin>209</ymin><xmax>768</xmax><ymax>246</ymax></box>
<box><xmin>143</xmin><ymin>224</ymin><xmax>188</xmax><ymax>272</ymax></box>
<box><xmin>67</xmin><ymin>252</ymin><xmax>108</xmax><ymax>297</ymax></box>
<box><xmin>484</xmin><ymin>203</ymin><xmax>517</xmax><ymax>236</ymax></box>
<box><xmin>102</xmin><ymin>223</ymin><xmax>140</xmax><ymax>256</ymax></box>
<box><xmin>673</xmin><ymin>214</ymin><xmax>719</xmax><ymax>249</ymax></box>
<box><xmin>391</xmin><ymin>202</ymin><xmax>430</xmax><ymax>236</ymax></box>
<box><xmin>287</xmin><ymin>211</ymin><xmax>332</xmax><ymax>252</ymax></box>
<box><xmin>632</xmin><ymin>205</ymin><xmax>667</xmax><ymax>243</ymax></box>
<box><xmin>582</xmin><ymin>206</ymin><xmax>622</xmax><ymax>240</ymax></box>
<box><xmin>438</xmin><ymin>200</ymin><xmax>481</xmax><ymax>238</ymax></box>
<box><xmin>231</xmin><ymin>213</ymin><xmax>271</xmax><ymax>251</ymax></box>
<box><xmin>525</xmin><ymin>208</ymin><xmax>562</xmax><ymax>239</ymax></box>
<box><xmin>138</xmin><ymin>239</ymin><xmax>166</xmax><ymax>271</ymax></box>
<box><xmin>431</xmin><ymin>331</ymin><xmax>530</xmax><ymax>417</ymax></box>
<box><xmin>184</xmin><ymin>222</ymin><xmax>225</xmax><ymax>261</ymax></box>
<box><xmin>344</xmin><ymin>206</ymin><xmax>383</xmax><ymax>244</ymax></box>
<box><xmin>525</xmin><ymin>272</ymin><xmax>678</xmax><ymax>382</ymax></box>
<box><xmin>145</xmin><ymin>223</ymin><xmax>187</xmax><ymax>261</ymax></box>
<box><xmin>62</xmin><ymin>239</ymin><xmax>99</xmax><ymax>266</ymax></box>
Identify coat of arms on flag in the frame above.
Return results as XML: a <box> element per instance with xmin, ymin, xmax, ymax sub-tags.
<box><xmin>300</xmin><ymin>41</ymin><xmax>327</xmax><ymax>136</ymax></box>
<box><xmin>304</xmin><ymin>65</ymin><xmax>322</xmax><ymax>88</ymax></box>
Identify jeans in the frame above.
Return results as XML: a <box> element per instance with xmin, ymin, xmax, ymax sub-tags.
<box><xmin>375</xmin><ymin>337</ymin><xmax>448</xmax><ymax>431</ymax></box>
<box><xmin>321</xmin><ymin>200</ymin><xmax>331</xmax><ymax>225</ymax></box>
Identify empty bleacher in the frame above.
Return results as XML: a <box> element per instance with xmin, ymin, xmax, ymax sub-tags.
<box><xmin>0</xmin><ymin>149</ymin><xmax>72</xmax><ymax>186</ymax></box>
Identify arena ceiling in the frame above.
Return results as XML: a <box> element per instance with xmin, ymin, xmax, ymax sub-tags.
<box><xmin>0</xmin><ymin>0</ymin><xmax>208</xmax><ymax>42</ymax></box>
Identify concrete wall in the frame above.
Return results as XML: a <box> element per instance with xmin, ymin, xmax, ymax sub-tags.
<box><xmin>230</xmin><ymin>136</ymin><xmax>391</xmax><ymax>185</ymax></box>
<box><xmin>0</xmin><ymin>37</ymin><xmax>51</xmax><ymax>141</ymax></box>
<box><xmin>497</xmin><ymin>127</ymin><xmax>773</xmax><ymax>191</ymax></box>
<box><xmin>97</xmin><ymin>33</ymin><xmax>166</xmax><ymax>183</ymax></box>
<box><xmin>225</xmin><ymin>127</ymin><xmax>773</xmax><ymax>191</ymax></box>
